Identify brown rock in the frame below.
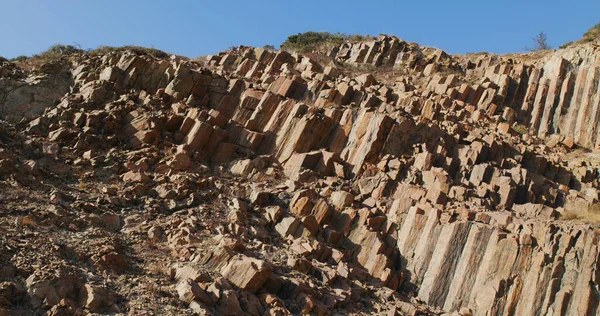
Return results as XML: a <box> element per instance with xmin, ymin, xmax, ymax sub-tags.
<box><xmin>250</xmin><ymin>191</ymin><xmax>270</xmax><ymax>207</ymax></box>
<box><xmin>275</xmin><ymin>217</ymin><xmax>301</xmax><ymax>237</ymax></box>
<box><xmin>177</xmin><ymin>279</ymin><xmax>214</xmax><ymax>305</ymax></box>
<box><xmin>167</xmin><ymin>151</ymin><xmax>192</xmax><ymax>170</ymax></box>
<box><xmin>121</xmin><ymin>171</ymin><xmax>151</xmax><ymax>183</ymax></box>
<box><xmin>174</xmin><ymin>264</ymin><xmax>211</xmax><ymax>283</ymax></box>
<box><xmin>0</xmin><ymin>282</ymin><xmax>25</xmax><ymax>307</ymax></box>
<box><xmin>80</xmin><ymin>284</ymin><xmax>112</xmax><ymax>313</ymax></box>
<box><xmin>356</xmin><ymin>73</ymin><xmax>377</xmax><ymax>87</ymax></box>
<box><xmin>221</xmin><ymin>256</ymin><xmax>272</xmax><ymax>293</ymax></box>
<box><xmin>48</xmin><ymin>128</ymin><xmax>70</xmax><ymax>141</ymax></box>
<box><xmin>330</xmin><ymin>191</ymin><xmax>354</xmax><ymax>209</ymax></box>
<box><xmin>291</xmin><ymin>196</ymin><xmax>313</xmax><ymax>216</ymax></box>
<box><xmin>185</xmin><ymin>120</ymin><xmax>213</xmax><ymax>151</ymax></box>
<box><xmin>311</xmin><ymin>199</ymin><xmax>333</xmax><ymax>225</ymax></box>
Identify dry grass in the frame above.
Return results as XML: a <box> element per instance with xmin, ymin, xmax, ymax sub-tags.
<box><xmin>561</xmin><ymin>148</ymin><xmax>600</xmax><ymax>170</ymax></box>
<box><xmin>338</xmin><ymin>62</ymin><xmax>408</xmax><ymax>85</ymax></box>
<box><xmin>303</xmin><ymin>52</ymin><xmax>335</xmax><ymax>67</ymax></box>
<box><xmin>563</xmin><ymin>202</ymin><xmax>600</xmax><ymax>224</ymax></box>
<box><xmin>503</xmin><ymin>49</ymin><xmax>553</xmax><ymax>64</ymax></box>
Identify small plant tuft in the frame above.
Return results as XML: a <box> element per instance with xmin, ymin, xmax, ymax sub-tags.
<box><xmin>512</xmin><ymin>124</ymin><xmax>529</xmax><ymax>135</ymax></box>
<box><xmin>559</xmin><ymin>41</ymin><xmax>574</xmax><ymax>49</ymax></box>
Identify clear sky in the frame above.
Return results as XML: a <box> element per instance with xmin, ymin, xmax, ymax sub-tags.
<box><xmin>2</xmin><ymin>0</ymin><xmax>599</xmax><ymax>59</ymax></box>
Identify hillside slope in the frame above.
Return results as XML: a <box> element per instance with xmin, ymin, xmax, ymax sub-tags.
<box><xmin>1</xmin><ymin>37</ymin><xmax>600</xmax><ymax>315</ymax></box>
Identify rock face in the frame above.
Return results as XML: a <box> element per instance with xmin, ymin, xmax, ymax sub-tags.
<box><xmin>328</xmin><ymin>36</ymin><xmax>600</xmax><ymax>151</ymax></box>
<box><xmin>0</xmin><ymin>59</ymin><xmax>72</xmax><ymax>121</ymax></box>
<box><xmin>2</xmin><ymin>37</ymin><xmax>600</xmax><ymax>315</ymax></box>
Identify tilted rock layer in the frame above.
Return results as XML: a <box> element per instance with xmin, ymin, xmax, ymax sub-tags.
<box><xmin>1</xmin><ymin>37</ymin><xmax>600</xmax><ymax>315</ymax></box>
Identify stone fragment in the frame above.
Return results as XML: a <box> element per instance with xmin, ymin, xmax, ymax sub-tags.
<box><xmin>221</xmin><ymin>256</ymin><xmax>272</xmax><ymax>293</ymax></box>
<box><xmin>275</xmin><ymin>217</ymin><xmax>301</xmax><ymax>238</ymax></box>
<box><xmin>80</xmin><ymin>284</ymin><xmax>113</xmax><ymax>313</ymax></box>
<box><xmin>330</xmin><ymin>191</ymin><xmax>354</xmax><ymax>209</ymax></box>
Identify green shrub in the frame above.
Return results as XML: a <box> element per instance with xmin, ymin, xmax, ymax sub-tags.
<box><xmin>559</xmin><ymin>41</ymin><xmax>574</xmax><ymax>49</ymax></box>
<box><xmin>513</xmin><ymin>124</ymin><xmax>529</xmax><ymax>135</ymax></box>
<box><xmin>466</xmin><ymin>51</ymin><xmax>489</xmax><ymax>55</ymax></box>
<box><xmin>10</xmin><ymin>55</ymin><xmax>28</xmax><ymax>62</ymax></box>
<box><xmin>582</xmin><ymin>22</ymin><xmax>600</xmax><ymax>42</ymax></box>
<box><xmin>263</xmin><ymin>44</ymin><xmax>275</xmax><ymax>50</ymax></box>
<box><xmin>38</xmin><ymin>44</ymin><xmax>85</xmax><ymax>58</ymax></box>
<box><xmin>346</xmin><ymin>34</ymin><xmax>373</xmax><ymax>43</ymax></box>
<box><xmin>90</xmin><ymin>45</ymin><xmax>170</xmax><ymax>59</ymax></box>
<box><xmin>281</xmin><ymin>31</ymin><xmax>373</xmax><ymax>52</ymax></box>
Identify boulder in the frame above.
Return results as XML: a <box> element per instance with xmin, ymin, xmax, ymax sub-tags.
<box><xmin>221</xmin><ymin>256</ymin><xmax>272</xmax><ymax>293</ymax></box>
<box><xmin>79</xmin><ymin>284</ymin><xmax>113</xmax><ymax>313</ymax></box>
<box><xmin>330</xmin><ymin>191</ymin><xmax>354</xmax><ymax>209</ymax></box>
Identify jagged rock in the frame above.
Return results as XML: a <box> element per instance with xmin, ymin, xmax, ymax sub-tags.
<box><xmin>275</xmin><ymin>216</ymin><xmax>301</xmax><ymax>238</ymax></box>
<box><xmin>122</xmin><ymin>170</ymin><xmax>151</xmax><ymax>183</ymax></box>
<box><xmin>25</xmin><ymin>271</ymin><xmax>83</xmax><ymax>309</ymax></box>
<box><xmin>330</xmin><ymin>191</ymin><xmax>354</xmax><ymax>209</ymax></box>
<box><xmin>174</xmin><ymin>264</ymin><xmax>211</xmax><ymax>283</ymax></box>
<box><xmin>0</xmin><ymin>61</ymin><xmax>72</xmax><ymax>121</ymax></box>
<box><xmin>177</xmin><ymin>279</ymin><xmax>214</xmax><ymax>305</ymax></box>
<box><xmin>221</xmin><ymin>256</ymin><xmax>272</xmax><ymax>293</ymax></box>
<box><xmin>3</xmin><ymin>34</ymin><xmax>600</xmax><ymax>316</ymax></box>
<box><xmin>250</xmin><ymin>190</ymin><xmax>270</xmax><ymax>206</ymax></box>
<box><xmin>79</xmin><ymin>284</ymin><xmax>114</xmax><ymax>313</ymax></box>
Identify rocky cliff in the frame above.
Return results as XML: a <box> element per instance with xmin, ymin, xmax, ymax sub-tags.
<box><xmin>327</xmin><ymin>36</ymin><xmax>600</xmax><ymax>150</ymax></box>
<box><xmin>1</xmin><ymin>37</ymin><xmax>600</xmax><ymax>315</ymax></box>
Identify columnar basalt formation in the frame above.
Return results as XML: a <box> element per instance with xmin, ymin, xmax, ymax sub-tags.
<box><xmin>328</xmin><ymin>36</ymin><xmax>600</xmax><ymax>151</ymax></box>
<box><xmin>1</xmin><ymin>37</ymin><xmax>600</xmax><ymax>315</ymax></box>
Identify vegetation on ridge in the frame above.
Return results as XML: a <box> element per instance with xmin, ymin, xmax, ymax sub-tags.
<box><xmin>525</xmin><ymin>31</ymin><xmax>551</xmax><ymax>52</ymax></box>
<box><xmin>9</xmin><ymin>55</ymin><xmax>28</xmax><ymax>62</ymax></box>
<box><xmin>8</xmin><ymin>44</ymin><xmax>172</xmax><ymax>67</ymax></box>
<box><xmin>559</xmin><ymin>22</ymin><xmax>600</xmax><ymax>49</ymax></box>
<box><xmin>583</xmin><ymin>22</ymin><xmax>600</xmax><ymax>43</ymax></box>
<box><xmin>6</xmin><ymin>44</ymin><xmax>86</xmax><ymax>70</ymax></box>
<box><xmin>89</xmin><ymin>46</ymin><xmax>170</xmax><ymax>59</ymax></box>
<box><xmin>39</xmin><ymin>44</ymin><xmax>86</xmax><ymax>58</ymax></box>
<box><xmin>281</xmin><ymin>31</ymin><xmax>374</xmax><ymax>52</ymax></box>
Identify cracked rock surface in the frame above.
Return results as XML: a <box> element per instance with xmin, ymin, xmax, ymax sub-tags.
<box><xmin>1</xmin><ymin>38</ymin><xmax>600</xmax><ymax>315</ymax></box>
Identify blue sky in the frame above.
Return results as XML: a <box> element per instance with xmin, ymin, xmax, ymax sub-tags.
<box><xmin>2</xmin><ymin>0</ymin><xmax>599</xmax><ymax>59</ymax></box>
